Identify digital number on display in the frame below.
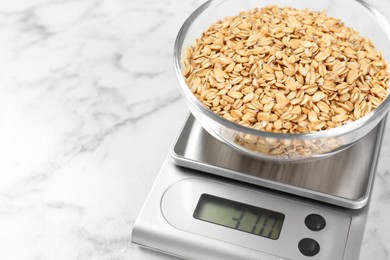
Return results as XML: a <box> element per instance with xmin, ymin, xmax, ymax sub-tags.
<box><xmin>193</xmin><ymin>194</ymin><xmax>285</xmax><ymax>240</ymax></box>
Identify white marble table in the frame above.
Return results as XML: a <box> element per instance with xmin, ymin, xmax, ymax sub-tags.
<box><xmin>0</xmin><ymin>0</ymin><xmax>389</xmax><ymax>259</ymax></box>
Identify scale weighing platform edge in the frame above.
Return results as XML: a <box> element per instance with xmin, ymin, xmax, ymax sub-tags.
<box><xmin>132</xmin><ymin>115</ymin><xmax>385</xmax><ymax>260</ymax></box>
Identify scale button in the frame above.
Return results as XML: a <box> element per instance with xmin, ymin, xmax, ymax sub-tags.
<box><xmin>305</xmin><ymin>214</ymin><xmax>326</xmax><ymax>231</ymax></box>
<box><xmin>298</xmin><ymin>238</ymin><xmax>320</xmax><ymax>257</ymax></box>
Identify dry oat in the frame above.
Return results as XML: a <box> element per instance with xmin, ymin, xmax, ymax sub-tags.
<box><xmin>184</xmin><ymin>5</ymin><xmax>389</xmax><ymax>134</ymax></box>
<box><xmin>183</xmin><ymin>5</ymin><xmax>389</xmax><ymax>158</ymax></box>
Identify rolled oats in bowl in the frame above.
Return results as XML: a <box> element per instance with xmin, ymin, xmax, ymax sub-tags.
<box><xmin>175</xmin><ymin>0</ymin><xmax>390</xmax><ymax>161</ymax></box>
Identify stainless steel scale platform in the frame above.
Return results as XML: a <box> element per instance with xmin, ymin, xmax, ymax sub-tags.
<box><xmin>172</xmin><ymin>116</ymin><xmax>383</xmax><ymax>209</ymax></box>
<box><xmin>132</xmin><ymin>115</ymin><xmax>385</xmax><ymax>260</ymax></box>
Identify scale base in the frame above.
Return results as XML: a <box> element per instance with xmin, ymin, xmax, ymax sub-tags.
<box><xmin>132</xmin><ymin>156</ymin><xmax>369</xmax><ymax>260</ymax></box>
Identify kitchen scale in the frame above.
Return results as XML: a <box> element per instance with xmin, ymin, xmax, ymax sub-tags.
<box><xmin>132</xmin><ymin>114</ymin><xmax>386</xmax><ymax>260</ymax></box>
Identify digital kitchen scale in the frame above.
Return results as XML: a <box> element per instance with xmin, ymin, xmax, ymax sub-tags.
<box><xmin>132</xmin><ymin>115</ymin><xmax>385</xmax><ymax>260</ymax></box>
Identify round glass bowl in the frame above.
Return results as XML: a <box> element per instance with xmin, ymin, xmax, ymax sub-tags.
<box><xmin>174</xmin><ymin>0</ymin><xmax>390</xmax><ymax>162</ymax></box>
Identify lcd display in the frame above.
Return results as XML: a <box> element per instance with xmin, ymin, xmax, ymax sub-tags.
<box><xmin>193</xmin><ymin>194</ymin><xmax>285</xmax><ymax>240</ymax></box>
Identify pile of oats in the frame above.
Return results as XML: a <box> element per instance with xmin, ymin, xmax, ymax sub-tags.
<box><xmin>184</xmin><ymin>5</ymin><xmax>389</xmax><ymax>134</ymax></box>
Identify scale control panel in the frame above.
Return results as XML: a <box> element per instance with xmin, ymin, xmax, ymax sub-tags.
<box><xmin>161</xmin><ymin>177</ymin><xmax>351</xmax><ymax>260</ymax></box>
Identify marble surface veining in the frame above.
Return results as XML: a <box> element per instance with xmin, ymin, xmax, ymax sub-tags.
<box><xmin>0</xmin><ymin>0</ymin><xmax>389</xmax><ymax>259</ymax></box>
